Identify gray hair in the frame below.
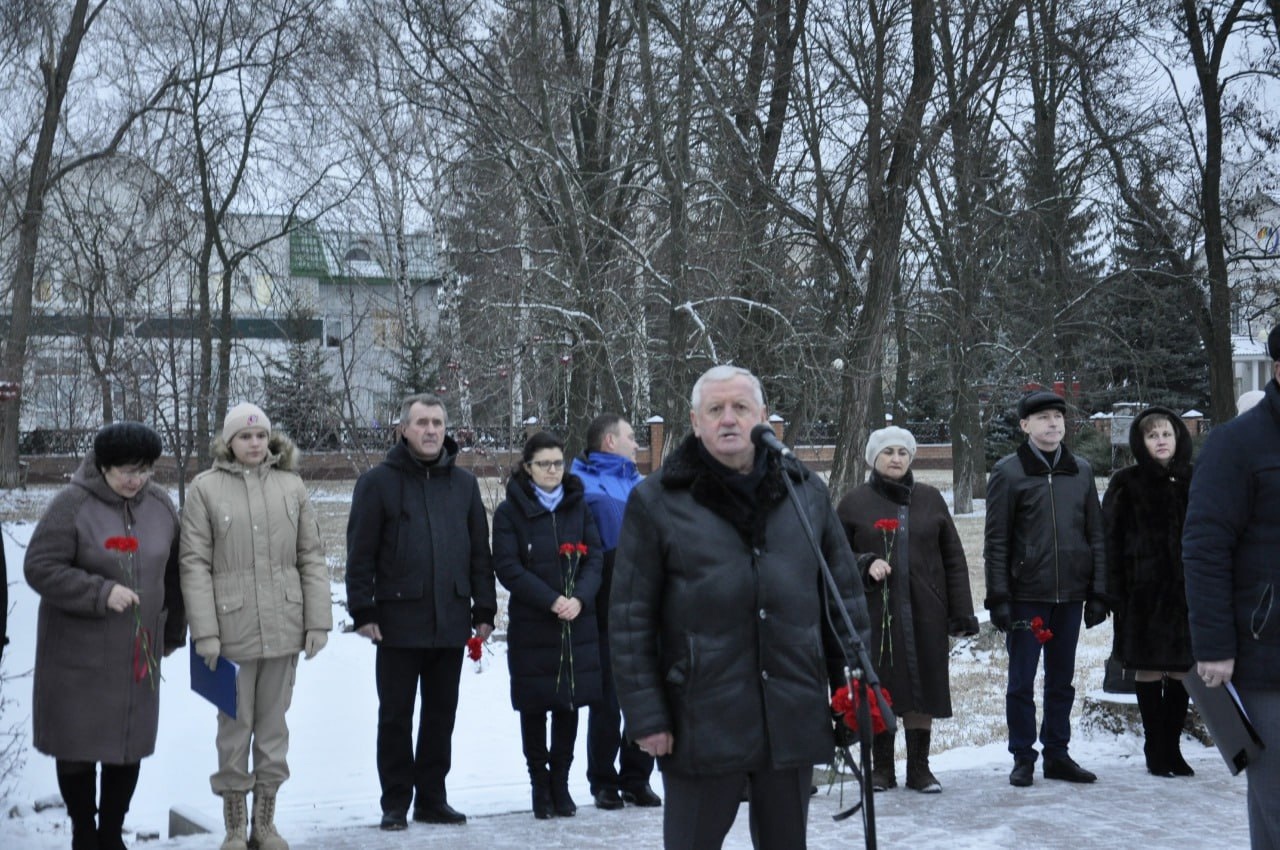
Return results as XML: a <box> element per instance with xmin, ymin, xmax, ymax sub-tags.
<box><xmin>690</xmin><ymin>365</ymin><xmax>764</xmax><ymax>411</ymax></box>
<box><xmin>399</xmin><ymin>393</ymin><xmax>448</xmax><ymax>424</ymax></box>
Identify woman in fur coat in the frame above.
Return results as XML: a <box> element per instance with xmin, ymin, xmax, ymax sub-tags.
<box><xmin>1102</xmin><ymin>406</ymin><xmax>1195</xmax><ymax>777</ymax></box>
<box><xmin>838</xmin><ymin>426</ymin><xmax>978</xmax><ymax>795</ymax></box>
<box><xmin>180</xmin><ymin>403</ymin><xmax>332</xmax><ymax>850</ymax></box>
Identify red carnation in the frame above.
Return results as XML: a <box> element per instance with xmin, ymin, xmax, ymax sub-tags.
<box><xmin>575</xmin><ymin>542</ymin><xmax>588</xmax><ymax>556</ymax></box>
<box><xmin>873</xmin><ymin>519</ymin><xmax>900</xmax><ymax>532</ymax></box>
<box><xmin>559</xmin><ymin>543</ymin><xmax>576</xmax><ymax>557</ymax></box>
<box><xmin>466</xmin><ymin>636</ymin><xmax>484</xmax><ymax>662</ymax></box>
<box><xmin>105</xmin><ymin>536</ymin><xmax>139</xmax><ymax>553</ymax></box>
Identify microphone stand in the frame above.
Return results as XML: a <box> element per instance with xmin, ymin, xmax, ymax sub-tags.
<box><xmin>772</xmin><ymin>449</ymin><xmax>895</xmax><ymax>850</ymax></box>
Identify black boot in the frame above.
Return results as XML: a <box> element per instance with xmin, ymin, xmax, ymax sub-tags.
<box><xmin>871</xmin><ymin>731</ymin><xmax>896</xmax><ymax>791</ymax></box>
<box><xmin>904</xmin><ymin>729</ymin><xmax>942</xmax><ymax>793</ymax></box>
<box><xmin>520</xmin><ymin>711</ymin><xmax>553</xmax><ymax>819</ymax></box>
<box><xmin>56</xmin><ymin>761</ymin><xmax>99</xmax><ymax>850</ymax></box>
<box><xmin>97</xmin><ymin>763</ymin><xmax>139</xmax><ymax>850</ymax></box>
<box><xmin>549</xmin><ymin>709</ymin><xmax>578</xmax><ymax>817</ymax></box>
<box><xmin>1134</xmin><ymin>680</ymin><xmax>1172</xmax><ymax>777</ymax></box>
<box><xmin>1163</xmin><ymin>678</ymin><xmax>1195</xmax><ymax>777</ymax></box>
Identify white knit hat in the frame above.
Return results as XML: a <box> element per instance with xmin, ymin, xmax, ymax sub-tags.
<box><xmin>222</xmin><ymin>402</ymin><xmax>271</xmax><ymax>442</ymax></box>
<box><xmin>864</xmin><ymin>426</ymin><xmax>917</xmax><ymax>467</ymax></box>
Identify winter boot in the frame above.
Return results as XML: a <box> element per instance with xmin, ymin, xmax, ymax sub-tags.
<box><xmin>1163</xmin><ymin>678</ymin><xmax>1195</xmax><ymax>777</ymax></box>
<box><xmin>871</xmin><ymin>731</ymin><xmax>897</xmax><ymax>791</ymax></box>
<box><xmin>250</xmin><ymin>787</ymin><xmax>289</xmax><ymax>850</ymax></box>
<box><xmin>549</xmin><ymin>710</ymin><xmax>578</xmax><ymax>817</ymax></box>
<box><xmin>97</xmin><ymin>763</ymin><xmax>140</xmax><ymax>850</ymax></box>
<box><xmin>219</xmin><ymin>791</ymin><xmax>249</xmax><ymax>850</ymax></box>
<box><xmin>904</xmin><ymin>729</ymin><xmax>942</xmax><ymax>793</ymax></box>
<box><xmin>56</xmin><ymin>761</ymin><xmax>99</xmax><ymax>850</ymax></box>
<box><xmin>1134</xmin><ymin>680</ymin><xmax>1172</xmax><ymax>777</ymax></box>
<box><xmin>529</xmin><ymin>766</ymin><xmax>553</xmax><ymax>820</ymax></box>
<box><xmin>520</xmin><ymin>711</ymin><xmax>554</xmax><ymax>819</ymax></box>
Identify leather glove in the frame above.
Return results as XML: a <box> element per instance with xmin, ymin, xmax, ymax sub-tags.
<box><xmin>1084</xmin><ymin>599</ymin><xmax>1109</xmax><ymax>629</ymax></box>
<box><xmin>833</xmin><ymin>714</ymin><xmax>857</xmax><ymax>748</ymax></box>
<box><xmin>195</xmin><ymin>637</ymin><xmax>221</xmax><ymax>672</ymax></box>
<box><xmin>304</xmin><ymin>630</ymin><xmax>328</xmax><ymax>660</ymax></box>
<box><xmin>989</xmin><ymin>602</ymin><xmax>1012</xmax><ymax>633</ymax></box>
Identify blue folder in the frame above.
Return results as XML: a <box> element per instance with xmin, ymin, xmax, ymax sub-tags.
<box><xmin>189</xmin><ymin>643</ymin><xmax>239</xmax><ymax>719</ymax></box>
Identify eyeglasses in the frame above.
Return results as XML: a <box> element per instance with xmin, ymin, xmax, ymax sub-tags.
<box><xmin>111</xmin><ymin>467</ymin><xmax>154</xmax><ymax>482</ymax></box>
<box><xmin>529</xmin><ymin>459</ymin><xmax>565</xmax><ymax>471</ymax></box>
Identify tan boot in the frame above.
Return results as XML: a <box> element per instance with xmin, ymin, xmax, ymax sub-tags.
<box><xmin>250</xmin><ymin>787</ymin><xmax>289</xmax><ymax>850</ymax></box>
<box><xmin>220</xmin><ymin>792</ymin><xmax>249</xmax><ymax>850</ymax></box>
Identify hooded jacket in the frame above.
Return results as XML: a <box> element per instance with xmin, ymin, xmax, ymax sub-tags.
<box><xmin>493</xmin><ymin>471</ymin><xmax>604</xmax><ymax>711</ymax></box>
<box><xmin>180</xmin><ymin>432</ymin><xmax>332</xmax><ymax>661</ymax></box>
<box><xmin>1102</xmin><ymin>407</ymin><xmax>1193</xmax><ymax>671</ymax></box>
<box><xmin>838</xmin><ymin>470</ymin><xmax>978</xmax><ymax>718</ymax></box>
<box><xmin>610</xmin><ymin>435</ymin><xmax>872</xmax><ymax>777</ymax></box>
<box><xmin>1184</xmin><ymin>379</ymin><xmax>1280</xmax><ymax>688</ymax></box>
<box><xmin>345</xmin><ymin>436</ymin><xmax>496</xmax><ymax>647</ymax></box>
<box><xmin>25</xmin><ymin>453</ymin><xmax>184</xmax><ymax>763</ymax></box>
<box><xmin>984</xmin><ymin>441</ymin><xmax>1107</xmax><ymax>608</ymax></box>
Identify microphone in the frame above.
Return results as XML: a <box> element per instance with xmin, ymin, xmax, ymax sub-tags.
<box><xmin>750</xmin><ymin>423</ymin><xmax>795</xmax><ymax>459</ymax></box>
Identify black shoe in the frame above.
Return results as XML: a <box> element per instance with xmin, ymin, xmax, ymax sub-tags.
<box><xmin>380</xmin><ymin>811</ymin><xmax>408</xmax><ymax>831</ymax></box>
<box><xmin>621</xmin><ymin>785</ymin><xmax>662</xmax><ymax>807</ymax></box>
<box><xmin>412</xmin><ymin>803</ymin><xmax>467</xmax><ymax>824</ymax></box>
<box><xmin>1009</xmin><ymin>760</ymin><xmax>1035</xmax><ymax>787</ymax></box>
<box><xmin>593</xmin><ymin>789</ymin><xmax>624</xmax><ymax>810</ymax></box>
<box><xmin>1043</xmin><ymin>756</ymin><xmax>1097</xmax><ymax>783</ymax></box>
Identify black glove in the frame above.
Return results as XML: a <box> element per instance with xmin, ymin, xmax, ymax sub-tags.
<box><xmin>989</xmin><ymin>602</ymin><xmax>1012</xmax><ymax>633</ymax></box>
<box><xmin>1084</xmin><ymin>599</ymin><xmax>1109</xmax><ymax>629</ymax></box>
<box><xmin>833</xmin><ymin>714</ymin><xmax>857</xmax><ymax>747</ymax></box>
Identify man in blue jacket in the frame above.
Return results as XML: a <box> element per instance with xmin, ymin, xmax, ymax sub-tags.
<box><xmin>1184</xmin><ymin>325</ymin><xmax>1280</xmax><ymax>850</ymax></box>
<box><xmin>571</xmin><ymin>413</ymin><xmax>660</xmax><ymax>810</ymax></box>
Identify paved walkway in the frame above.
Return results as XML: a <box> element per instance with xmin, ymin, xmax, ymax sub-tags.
<box><xmin>270</xmin><ymin>748</ymin><xmax>1248</xmax><ymax>849</ymax></box>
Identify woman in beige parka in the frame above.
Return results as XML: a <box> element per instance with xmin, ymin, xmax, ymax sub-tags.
<box><xmin>180</xmin><ymin>403</ymin><xmax>332</xmax><ymax>850</ymax></box>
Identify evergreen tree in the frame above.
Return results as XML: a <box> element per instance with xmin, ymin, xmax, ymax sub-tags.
<box><xmin>262</xmin><ymin>341</ymin><xmax>343</xmax><ymax>450</ymax></box>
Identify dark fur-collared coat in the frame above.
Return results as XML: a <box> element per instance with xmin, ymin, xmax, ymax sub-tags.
<box><xmin>1102</xmin><ymin>406</ymin><xmax>1194</xmax><ymax>672</ymax></box>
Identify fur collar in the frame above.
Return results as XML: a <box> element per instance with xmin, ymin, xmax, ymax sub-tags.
<box><xmin>505</xmin><ymin>469</ymin><xmax>585</xmax><ymax>518</ymax></box>
<box><xmin>211</xmin><ymin>431</ymin><xmax>299</xmax><ymax>472</ymax></box>
<box><xmin>1016</xmin><ymin>441</ymin><xmax>1079</xmax><ymax>477</ymax></box>
<box><xmin>659</xmin><ymin>434</ymin><xmax>803</xmax><ymax>546</ymax></box>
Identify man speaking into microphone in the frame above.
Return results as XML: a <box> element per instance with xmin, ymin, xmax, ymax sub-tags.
<box><xmin>610</xmin><ymin>365</ymin><xmax>872</xmax><ymax>850</ymax></box>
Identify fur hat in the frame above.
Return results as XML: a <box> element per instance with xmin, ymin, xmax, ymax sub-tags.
<box><xmin>1268</xmin><ymin>325</ymin><xmax>1280</xmax><ymax>361</ymax></box>
<box><xmin>93</xmin><ymin>422</ymin><xmax>163</xmax><ymax>470</ymax></box>
<box><xmin>864</xmin><ymin>426</ymin><xmax>917</xmax><ymax>467</ymax></box>
<box><xmin>1017</xmin><ymin>389</ymin><xmax>1066</xmax><ymax>419</ymax></box>
<box><xmin>222</xmin><ymin>402</ymin><xmax>271</xmax><ymax>442</ymax></box>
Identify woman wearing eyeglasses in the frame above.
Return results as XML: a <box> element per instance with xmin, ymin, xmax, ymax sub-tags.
<box><xmin>179</xmin><ymin>403</ymin><xmax>332</xmax><ymax>850</ymax></box>
<box><xmin>25</xmin><ymin>422</ymin><xmax>186</xmax><ymax>850</ymax></box>
<box><xmin>493</xmin><ymin>430</ymin><xmax>603</xmax><ymax>819</ymax></box>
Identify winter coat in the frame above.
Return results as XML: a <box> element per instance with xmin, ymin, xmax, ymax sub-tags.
<box><xmin>180</xmin><ymin>432</ymin><xmax>332</xmax><ymax>661</ymax></box>
<box><xmin>493</xmin><ymin>472</ymin><xmax>604</xmax><ymax>711</ymax></box>
<box><xmin>837</xmin><ymin>471</ymin><xmax>978</xmax><ymax>718</ymax></box>
<box><xmin>25</xmin><ymin>453</ymin><xmax>185</xmax><ymax>764</ymax></box>
<box><xmin>570</xmin><ymin>450</ymin><xmax>641</xmax><ymax>626</ymax></box>
<box><xmin>1183</xmin><ymin>379</ymin><xmax>1280</xmax><ymax>689</ymax></box>
<box><xmin>345</xmin><ymin>437</ymin><xmax>496</xmax><ymax>647</ymax></box>
<box><xmin>611</xmin><ymin>435</ymin><xmax>873</xmax><ymax>777</ymax></box>
<box><xmin>1102</xmin><ymin>407</ymin><xmax>1194</xmax><ymax>672</ymax></box>
<box><xmin>984</xmin><ymin>442</ymin><xmax>1107</xmax><ymax>608</ymax></box>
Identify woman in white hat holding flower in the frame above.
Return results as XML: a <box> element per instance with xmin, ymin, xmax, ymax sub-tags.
<box><xmin>837</xmin><ymin>426</ymin><xmax>978</xmax><ymax>796</ymax></box>
<box><xmin>180</xmin><ymin>403</ymin><xmax>332</xmax><ymax>850</ymax></box>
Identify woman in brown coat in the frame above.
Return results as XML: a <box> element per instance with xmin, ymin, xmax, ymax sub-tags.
<box><xmin>837</xmin><ymin>426</ymin><xmax>978</xmax><ymax>795</ymax></box>
<box><xmin>180</xmin><ymin>403</ymin><xmax>331</xmax><ymax>850</ymax></box>
<box><xmin>25</xmin><ymin>422</ymin><xmax>185</xmax><ymax>850</ymax></box>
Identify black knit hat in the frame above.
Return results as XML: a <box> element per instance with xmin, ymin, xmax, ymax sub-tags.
<box><xmin>1017</xmin><ymin>389</ymin><xmax>1067</xmax><ymax>419</ymax></box>
<box><xmin>93</xmin><ymin>422</ymin><xmax>163</xmax><ymax>470</ymax></box>
<box><xmin>1268</xmin><ymin>325</ymin><xmax>1280</xmax><ymax>361</ymax></box>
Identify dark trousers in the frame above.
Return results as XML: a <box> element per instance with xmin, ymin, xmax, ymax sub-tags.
<box><xmin>520</xmin><ymin>708</ymin><xmax>579</xmax><ymax>771</ymax></box>
<box><xmin>1237</xmin><ymin>685</ymin><xmax>1280</xmax><ymax>850</ymax></box>
<box><xmin>661</xmin><ymin>766</ymin><xmax>812</xmax><ymax>850</ymax></box>
<box><xmin>587</xmin><ymin>615</ymin><xmax>655</xmax><ymax>793</ymax></box>
<box><xmin>375</xmin><ymin>645</ymin><xmax>464</xmax><ymax>815</ymax></box>
<box><xmin>1006</xmin><ymin>600</ymin><xmax>1083</xmax><ymax>762</ymax></box>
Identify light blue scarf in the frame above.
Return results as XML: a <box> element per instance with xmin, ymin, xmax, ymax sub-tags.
<box><xmin>534</xmin><ymin>484</ymin><xmax>564</xmax><ymax>512</ymax></box>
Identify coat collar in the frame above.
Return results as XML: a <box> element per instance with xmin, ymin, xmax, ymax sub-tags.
<box><xmin>505</xmin><ymin>469</ymin><xmax>584</xmax><ymax>518</ymax></box>
<box><xmin>1016</xmin><ymin>441</ymin><xmax>1080</xmax><ymax>476</ymax></box>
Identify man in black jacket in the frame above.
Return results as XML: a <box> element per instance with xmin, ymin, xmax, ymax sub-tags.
<box><xmin>984</xmin><ymin>389</ymin><xmax>1108</xmax><ymax>788</ymax></box>
<box><xmin>611</xmin><ymin>366</ymin><xmax>871</xmax><ymax>850</ymax></box>
<box><xmin>346</xmin><ymin>394</ymin><xmax>497</xmax><ymax>830</ymax></box>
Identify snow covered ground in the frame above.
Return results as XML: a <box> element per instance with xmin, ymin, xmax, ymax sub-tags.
<box><xmin>0</xmin><ymin>487</ymin><xmax>1254</xmax><ymax>849</ymax></box>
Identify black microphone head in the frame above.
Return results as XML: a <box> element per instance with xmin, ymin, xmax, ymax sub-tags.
<box><xmin>750</xmin><ymin>423</ymin><xmax>775</xmax><ymax>448</ymax></box>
